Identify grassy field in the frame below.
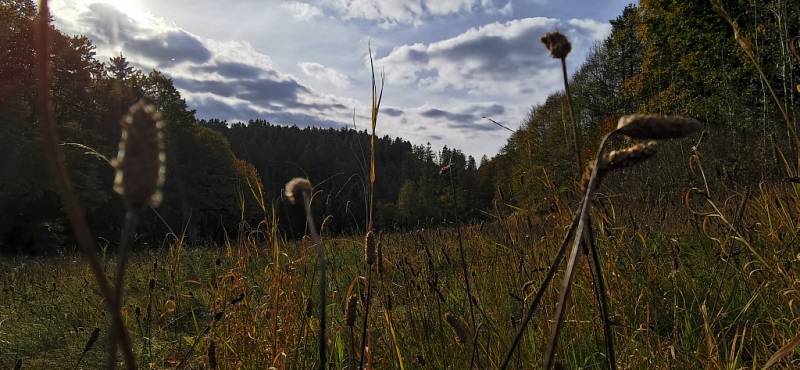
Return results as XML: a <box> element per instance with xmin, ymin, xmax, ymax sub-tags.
<box><xmin>2</xmin><ymin>180</ymin><xmax>799</xmax><ymax>369</ymax></box>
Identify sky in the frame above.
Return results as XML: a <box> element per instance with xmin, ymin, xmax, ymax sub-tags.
<box><xmin>50</xmin><ymin>0</ymin><xmax>635</xmax><ymax>159</ymax></box>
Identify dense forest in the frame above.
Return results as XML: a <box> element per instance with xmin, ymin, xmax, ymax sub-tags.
<box><xmin>2</xmin><ymin>0</ymin><xmax>800</xmax><ymax>254</ymax></box>
<box><xmin>0</xmin><ymin>0</ymin><xmax>493</xmax><ymax>253</ymax></box>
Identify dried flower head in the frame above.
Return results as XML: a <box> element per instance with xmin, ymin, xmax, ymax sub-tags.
<box><xmin>605</xmin><ymin>141</ymin><xmax>658</xmax><ymax>172</ymax></box>
<box><xmin>365</xmin><ymin>230</ymin><xmax>376</xmax><ymax>265</ymax></box>
<box><xmin>284</xmin><ymin>177</ymin><xmax>312</xmax><ymax>204</ymax></box>
<box><xmin>541</xmin><ymin>31</ymin><xmax>572</xmax><ymax>59</ymax></box>
<box><xmin>345</xmin><ymin>294</ymin><xmax>358</xmax><ymax>327</ymax></box>
<box><xmin>444</xmin><ymin>312</ymin><xmax>470</xmax><ymax>344</ymax></box>
<box><xmin>112</xmin><ymin>100</ymin><xmax>165</xmax><ymax>209</ymax></box>
<box><xmin>616</xmin><ymin>114</ymin><xmax>702</xmax><ymax>140</ymax></box>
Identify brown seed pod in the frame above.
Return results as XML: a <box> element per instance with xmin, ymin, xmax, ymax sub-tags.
<box><xmin>112</xmin><ymin>100</ymin><xmax>165</xmax><ymax>209</ymax></box>
<box><xmin>284</xmin><ymin>177</ymin><xmax>312</xmax><ymax>204</ymax></box>
<box><xmin>605</xmin><ymin>141</ymin><xmax>658</xmax><ymax>172</ymax></box>
<box><xmin>345</xmin><ymin>294</ymin><xmax>358</xmax><ymax>327</ymax></box>
<box><xmin>616</xmin><ymin>114</ymin><xmax>702</xmax><ymax>140</ymax></box>
<box><xmin>541</xmin><ymin>31</ymin><xmax>572</xmax><ymax>59</ymax></box>
<box><xmin>365</xmin><ymin>230</ymin><xmax>376</xmax><ymax>265</ymax></box>
<box><xmin>444</xmin><ymin>312</ymin><xmax>470</xmax><ymax>344</ymax></box>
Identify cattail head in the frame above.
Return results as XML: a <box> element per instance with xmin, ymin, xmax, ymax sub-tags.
<box><xmin>304</xmin><ymin>297</ymin><xmax>313</xmax><ymax>318</ymax></box>
<box><xmin>345</xmin><ymin>294</ymin><xmax>358</xmax><ymax>327</ymax></box>
<box><xmin>376</xmin><ymin>237</ymin><xmax>385</xmax><ymax>276</ymax></box>
<box><xmin>605</xmin><ymin>141</ymin><xmax>658</xmax><ymax>172</ymax></box>
<box><xmin>112</xmin><ymin>100</ymin><xmax>165</xmax><ymax>209</ymax></box>
<box><xmin>364</xmin><ymin>230</ymin><xmax>376</xmax><ymax>265</ymax></box>
<box><xmin>208</xmin><ymin>339</ymin><xmax>217</xmax><ymax>369</ymax></box>
<box><xmin>444</xmin><ymin>312</ymin><xmax>470</xmax><ymax>344</ymax></box>
<box><xmin>541</xmin><ymin>31</ymin><xmax>571</xmax><ymax>59</ymax></box>
<box><xmin>615</xmin><ymin>114</ymin><xmax>702</xmax><ymax>140</ymax></box>
<box><xmin>284</xmin><ymin>177</ymin><xmax>312</xmax><ymax>204</ymax></box>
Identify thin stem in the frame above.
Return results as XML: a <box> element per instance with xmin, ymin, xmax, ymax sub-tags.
<box><xmin>583</xmin><ymin>219</ymin><xmax>616</xmax><ymax>369</ymax></box>
<box><xmin>449</xmin><ymin>166</ymin><xmax>477</xmax><ymax>369</ymax></box>
<box><xmin>34</xmin><ymin>2</ymin><xmax>136</xmax><ymax>369</ymax></box>
<box><xmin>109</xmin><ymin>210</ymin><xmax>140</xmax><ymax>369</ymax></box>
<box><xmin>543</xmin><ymin>133</ymin><xmax>615</xmax><ymax>369</ymax></box>
<box><xmin>499</xmin><ymin>212</ymin><xmax>581</xmax><ymax>369</ymax></box>
<box><xmin>561</xmin><ymin>57</ymin><xmax>583</xmax><ymax>177</ymax></box>
<box><xmin>359</xmin><ymin>269</ymin><xmax>373</xmax><ymax>370</ymax></box>
<box><xmin>302</xmin><ymin>192</ymin><xmax>326</xmax><ymax>370</ymax></box>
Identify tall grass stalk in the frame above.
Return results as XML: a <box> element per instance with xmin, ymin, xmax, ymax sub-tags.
<box><xmin>33</xmin><ymin>1</ymin><xmax>136</xmax><ymax>368</ymax></box>
<box><xmin>359</xmin><ymin>45</ymin><xmax>384</xmax><ymax>370</ymax></box>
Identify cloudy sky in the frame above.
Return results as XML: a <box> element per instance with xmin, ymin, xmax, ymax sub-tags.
<box><xmin>50</xmin><ymin>0</ymin><xmax>634</xmax><ymax>159</ymax></box>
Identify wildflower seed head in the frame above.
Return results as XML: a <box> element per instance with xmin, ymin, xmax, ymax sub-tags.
<box><xmin>345</xmin><ymin>294</ymin><xmax>358</xmax><ymax>327</ymax></box>
<box><xmin>444</xmin><ymin>312</ymin><xmax>470</xmax><ymax>344</ymax></box>
<box><xmin>541</xmin><ymin>31</ymin><xmax>571</xmax><ymax>59</ymax></box>
<box><xmin>112</xmin><ymin>100</ymin><xmax>165</xmax><ymax>209</ymax></box>
<box><xmin>365</xmin><ymin>230</ymin><xmax>376</xmax><ymax>265</ymax></box>
<box><xmin>605</xmin><ymin>141</ymin><xmax>658</xmax><ymax>172</ymax></box>
<box><xmin>284</xmin><ymin>177</ymin><xmax>312</xmax><ymax>204</ymax></box>
<box><xmin>616</xmin><ymin>114</ymin><xmax>702</xmax><ymax>140</ymax></box>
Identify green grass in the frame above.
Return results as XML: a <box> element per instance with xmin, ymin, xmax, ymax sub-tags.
<box><xmin>2</xmin><ymin>191</ymin><xmax>799</xmax><ymax>369</ymax></box>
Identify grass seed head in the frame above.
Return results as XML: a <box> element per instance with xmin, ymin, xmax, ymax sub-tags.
<box><xmin>345</xmin><ymin>294</ymin><xmax>358</xmax><ymax>327</ymax></box>
<box><xmin>444</xmin><ymin>312</ymin><xmax>470</xmax><ymax>344</ymax></box>
<box><xmin>208</xmin><ymin>339</ymin><xmax>217</xmax><ymax>369</ymax></box>
<box><xmin>605</xmin><ymin>141</ymin><xmax>658</xmax><ymax>172</ymax></box>
<box><xmin>112</xmin><ymin>100</ymin><xmax>165</xmax><ymax>209</ymax></box>
<box><xmin>616</xmin><ymin>114</ymin><xmax>702</xmax><ymax>140</ymax></box>
<box><xmin>305</xmin><ymin>297</ymin><xmax>314</xmax><ymax>318</ymax></box>
<box><xmin>284</xmin><ymin>177</ymin><xmax>312</xmax><ymax>204</ymax></box>
<box><xmin>541</xmin><ymin>31</ymin><xmax>572</xmax><ymax>59</ymax></box>
<box><xmin>365</xmin><ymin>230</ymin><xmax>376</xmax><ymax>265</ymax></box>
<box><xmin>377</xmin><ymin>237</ymin><xmax>385</xmax><ymax>276</ymax></box>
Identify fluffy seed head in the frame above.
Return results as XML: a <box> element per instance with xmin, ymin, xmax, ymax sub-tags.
<box><xmin>365</xmin><ymin>230</ymin><xmax>376</xmax><ymax>265</ymax></box>
<box><xmin>605</xmin><ymin>141</ymin><xmax>658</xmax><ymax>172</ymax></box>
<box><xmin>345</xmin><ymin>294</ymin><xmax>358</xmax><ymax>327</ymax></box>
<box><xmin>112</xmin><ymin>100</ymin><xmax>165</xmax><ymax>209</ymax></box>
<box><xmin>284</xmin><ymin>177</ymin><xmax>312</xmax><ymax>204</ymax></box>
<box><xmin>541</xmin><ymin>31</ymin><xmax>572</xmax><ymax>59</ymax></box>
<box><xmin>616</xmin><ymin>114</ymin><xmax>702</xmax><ymax>140</ymax></box>
<box><xmin>444</xmin><ymin>312</ymin><xmax>470</xmax><ymax>344</ymax></box>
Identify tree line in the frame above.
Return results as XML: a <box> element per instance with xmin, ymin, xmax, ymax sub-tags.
<box><xmin>0</xmin><ymin>0</ymin><xmax>493</xmax><ymax>253</ymax></box>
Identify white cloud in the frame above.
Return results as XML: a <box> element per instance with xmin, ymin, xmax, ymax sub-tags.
<box><xmin>568</xmin><ymin>18</ymin><xmax>613</xmax><ymax>41</ymax></box>
<box><xmin>376</xmin><ymin>17</ymin><xmax>605</xmax><ymax>97</ymax></box>
<box><xmin>299</xmin><ymin>62</ymin><xmax>351</xmax><ymax>88</ymax></box>
<box><xmin>281</xmin><ymin>1</ymin><xmax>324</xmax><ymax>20</ymax></box>
<box><xmin>50</xmin><ymin>0</ymin><xmax>357</xmax><ymax>128</ymax></box>
<box><xmin>313</xmin><ymin>0</ymin><xmax>507</xmax><ymax>25</ymax></box>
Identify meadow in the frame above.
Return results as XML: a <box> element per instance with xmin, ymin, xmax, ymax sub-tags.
<box><xmin>3</xmin><ymin>0</ymin><xmax>800</xmax><ymax>369</ymax></box>
<box><xmin>2</xmin><ymin>169</ymin><xmax>799</xmax><ymax>368</ymax></box>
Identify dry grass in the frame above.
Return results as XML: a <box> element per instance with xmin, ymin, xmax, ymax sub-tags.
<box><xmin>2</xmin><ymin>171</ymin><xmax>799</xmax><ymax>368</ymax></box>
